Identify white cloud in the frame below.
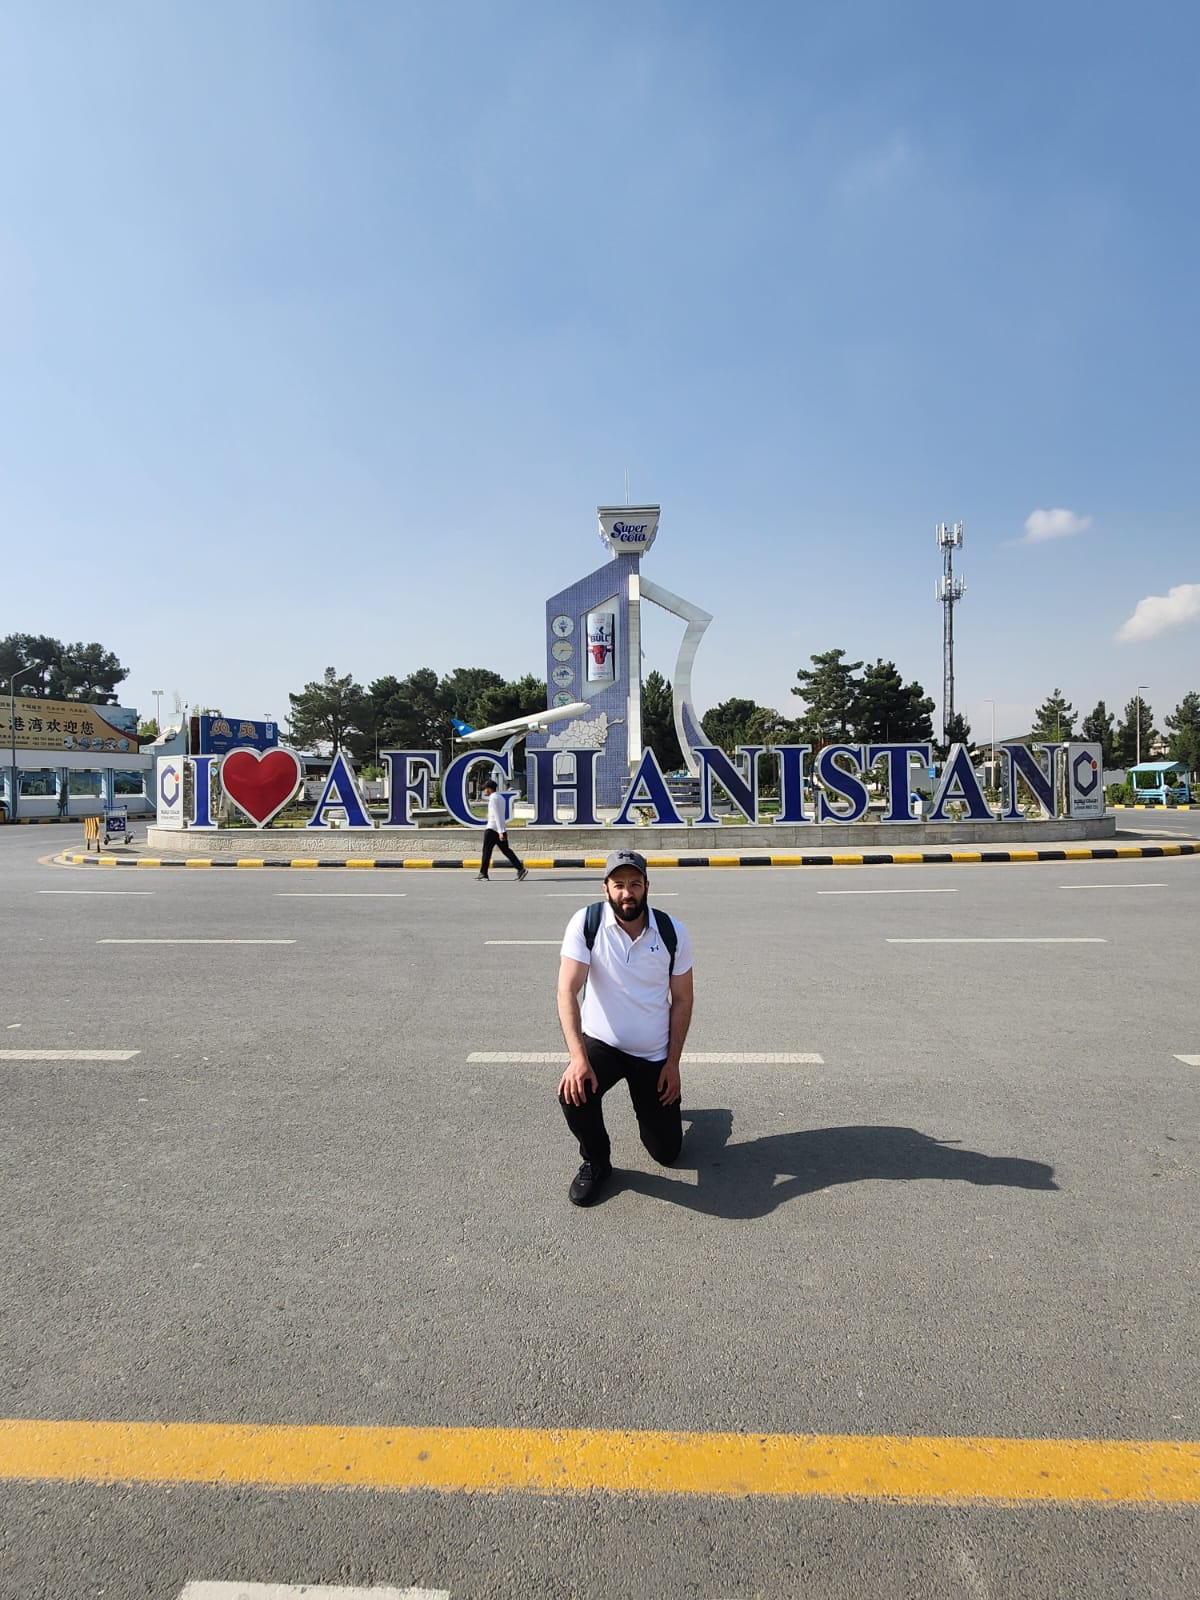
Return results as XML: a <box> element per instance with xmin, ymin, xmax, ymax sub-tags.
<box><xmin>1116</xmin><ymin>583</ymin><xmax>1200</xmax><ymax>643</ymax></box>
<box><xmin>1022</xmin><ymin>507</ymin><xmax>1093</xmax><ymax>543</ymax></box>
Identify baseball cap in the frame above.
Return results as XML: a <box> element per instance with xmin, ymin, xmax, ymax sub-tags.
<box><xmin>604</xmin><ymin>849</ymin><xmax>647</xmax><ymax>879</ymax></box>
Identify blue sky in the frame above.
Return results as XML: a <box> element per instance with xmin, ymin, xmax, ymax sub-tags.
<box><xmin>2</xmin><ymin>1</ymin><xmax>1196</xmax><ymax>744</ymax></box>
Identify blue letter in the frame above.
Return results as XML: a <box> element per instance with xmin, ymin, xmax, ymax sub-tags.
<box><xmin>928</xmin><ymin>743</ymin><xmax>994</xmax><ymax>822</ymax></box>
<box><xmin>694</xmin><ymin>745</ymin><xmax>763</xmax><ymax>824</ymax></box>
<box><xmin>190</xmin><ymin>755</ymin><xmax>216</xmax><ymax>828</ymax></box>
<box><xmin>527</xmin><ymin>748</ymin><xmax>602</xmax><ymax>826</ymax></box>
<box><xmin>380</xmin><ymin>751</ymin><xmax>440</xmax><ymax>828</ymax></box>
<box><xmin>815</xmin><ymin>745</ymin><xmax>869</xmax><ymax>822</ymax></box>
<box><xmin>613</xmin><ymin>749</ymin><xmax>686</xmax><ymax>826</ymax></box>
<box><xmin>442</xmin><ymin>750</ymin><xmax>512</xmax><ymax>827</ymax></box>
<box><xmin>866</xmin><ymin>743</ymin><xmax>931</xmax><ymax>823</ymax></box>
<box><xmin>999</xmin><ymin>743</ymin><xmax>1061</xmax><ymax>819</ymax></box>
<box><xmin>773</xmin><ymin>745</ymin><xmax>812</xmax><ymax>824</ymax></box>
<box><xmin>306</xmin><ymin>750</ymin><xmax>373</xmax><ymax>829</ymax></box>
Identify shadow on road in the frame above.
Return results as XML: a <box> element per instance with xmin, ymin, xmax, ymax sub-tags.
<box><xmin>614</xmin><ymin>1110</ymin><xmax>1059</xmax><ymax>1217</ymax></box>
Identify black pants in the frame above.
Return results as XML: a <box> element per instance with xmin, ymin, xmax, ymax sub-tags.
<box><xmin>480</xmin><ymin>829</ymin><xmax>523</xmax><ymax>876</ymax></box>
<box><xmin>559</xmin><ymin>1035</ymin><xmax>683</xmax><ymax>1168</ymax></box>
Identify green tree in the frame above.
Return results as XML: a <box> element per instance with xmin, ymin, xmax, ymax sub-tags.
<box><xmin>441</xmin><ymin>667</ymin><xmax>508</xmax><ymax>729</ymax></box>
<box><xmin>937</xmin><ymin>709</ymin><xmax>972</xmax><ymax>758</ymax></box>
<box><xmin>1080</xmin><ymin>700</ymin><xmax>1117</xmax><ymax>766</ymax></box>
<box><xmin>1113</xmin><ymin>693</ymin><xmax>1157</xmax><ymax>768</ymax></box>
<box><xmin>853</xmin><ymin>659</ymin><xmax>935</xmax><ymax>743</ymax></box>
<box><xmin>470</xmin><ymin>673</ymin><xmax>546</xmax><ymax>734</ymax></box>
<box><xmin>791</xmin><ymin>648</ymin><xmax>863</xmax><ymax>744</ymax></box>
<box><xmin>1031</xmin><ymin>688</ymin><xmax>1076</xmax><ymax>742</ymax></box>
<box><xmin>287</xmin><ymin>667</ymin><xmax>368</xmax><ymax>755</ymax></box>
<box><xmin>641</xmin><ymin>670</ymin><xmax>683</xmax><ymax>771</ymax></box>
<box><xmin>1164</xmin><ymin>691</ymin><xmax>1200</xmax><ymax>776</ymax></box>
<box><xmin>0</xmin><ymin>633</ymin><xmax>128</xmax><ymax>702</ymax></box>
<box><xmin>701</xmin><ymin>697</ymin><xmax>761</xmax><ymax>755</ymax></box>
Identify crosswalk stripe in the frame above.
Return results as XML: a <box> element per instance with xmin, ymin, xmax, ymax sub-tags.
<box><xmin>466</xmin><ymin>1052</ymin><xmax>824</xmax><ymax>1064</ymax></box>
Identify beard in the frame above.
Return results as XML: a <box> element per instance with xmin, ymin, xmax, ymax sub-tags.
<box><xmin>606</xmin><ymin>884</ymin><xmax>647</xmax><ymax>923</ymax></box>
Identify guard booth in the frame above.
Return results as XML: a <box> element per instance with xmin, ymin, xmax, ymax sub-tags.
<box><xmin>1128</xmin><ymin>760</ymin><xmax>1192</xmax><ymax>805</ymax></box>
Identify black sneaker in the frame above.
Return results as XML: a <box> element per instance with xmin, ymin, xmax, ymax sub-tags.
<box><xmin>476</xmin><ymin>873</ymin><xmax>489</xmax><ymax>880</ymax></box>
<box><xmin>568</xmin><ymin>1160</ymin><xmax>612</xmax><ymax>1207</ymax></box>
<box><xmin>517</xmin><ymin>866</ymin><xmax>528</xmax><ymax>881</ymax></box>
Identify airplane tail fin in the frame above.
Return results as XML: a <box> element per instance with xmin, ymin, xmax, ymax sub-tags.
<box><xmin>451</xmin><ymin>716</ymin><xmax>475</xmax><ymax>736</ymax></box>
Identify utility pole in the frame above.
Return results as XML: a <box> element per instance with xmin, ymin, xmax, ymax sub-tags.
<box><xmin>935</xmin><ymin>522</ymin><xmax>965</xmax><ymax>745</ymax></box>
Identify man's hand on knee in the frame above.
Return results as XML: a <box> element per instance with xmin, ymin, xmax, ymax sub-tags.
<box><xmin>559</xmin><ymin>1053</ymin><xmax>598</xmax><ymax>1106</ymax></box>
<box><xmin>657</xmin><ymin>1060</ymin><xmax>681</xmax><ymax>1106</ymax></box>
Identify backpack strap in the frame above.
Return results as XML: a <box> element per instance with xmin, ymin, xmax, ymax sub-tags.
<box><xmin>652</xmin><ymin>908</ymin><xmax>678</xmax><ymax>976</ymax></box>
<box><xmin>583</xmin><ymin>900</ymin><xmax>604</xmax><ymax>952</ymax></box>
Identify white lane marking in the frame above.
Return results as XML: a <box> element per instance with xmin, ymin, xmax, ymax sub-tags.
<box><xmin>886</xmin><ymin>937</ymin><xmax>1107</xmax><ymax>944</ymax></box>
<box><xmin>818</xmin><ymin>888</ymin><xmax>958</xmax><ymax>895</ymax></box>
<box><xmin>1058</xmin><ymin>883</ymin><xmax>1167</xmax><ymax>890</ymax></box>
<box><xmin>1175</xmin><ymin>1056</ymin><xmax>1200</xmax><ymax>1067</ymax></box>
<box><xmin>38</xmin><ymin>889</ymin><xmax>155</xmax><ymax>895</ymax></box>
<box><xmin>97</xmin><ymin>939</ymin><xmax>296</xmax><ymax>945</ymax></box>
<box><xmin>6</xmin><ymin>1023</ymin><xmax>20</xmax><ymax>1029</ymax></box>
<box><xmin>0</xmin><ymin>1050</ymin><xmax>140</xmax><ymax>1061</ymax></box>
<box><xmin>178</xmin><ymin>1586</ymin><xmax>448</xmax><ymax>1599</ymax></box>
<box><xmin>276</xmin><ymin>892</ymin><xmax>407</xmax><ymax>898</ymax></box>
<box><xmin>468</xmin><ymin>1051</ymin><xmax>824</xmax><ymax>1064</ymax></box>
<box><xmin>485</xmin><ymin>940</ymin><xmax>561</xmax><ymax>945</ymax></box>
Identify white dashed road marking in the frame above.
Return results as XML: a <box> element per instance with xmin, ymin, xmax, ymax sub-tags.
<box><xmin>468</xmin><ymin>1052</ymin><xmax>824</xmax><ymax>1064</ymax></box>
<box><xmin>0</xmin><ymin>1050</ymin><xmax>140</xmax><ymax>1062</ymax></box>
<box><xmin>886</xmin><ymin>938</ymin><xmax>1107</xmax><ymax>945</ymax></box>
<box><xmin>1058</xmin><ymin>883</ymin><xmax>1166</xmax><ymax>891</ymax></box>
<box><xmin>97</xmin><ymin>939</ymin><xmax>297</xmax><ymax>945</ymax></box>
<box><xmin>1175</xmin><ymin>1056</ymin><xmax>1200</xmax><ymax>1067</ymax></box>
<box><xmin>177</xmin><ymin>1586</ymin><xmax>448</xmax><ymax>1599</ymax></box>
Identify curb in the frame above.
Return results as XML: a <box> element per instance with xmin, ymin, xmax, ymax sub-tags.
<box><xmin>61</xmin><ymin>843</ymin><xmax>1200</xmax><ymax>870</ymax></box>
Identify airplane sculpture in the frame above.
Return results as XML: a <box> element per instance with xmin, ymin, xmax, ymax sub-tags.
<box><xmin>452</xmin><ymin>701</ymin><xmax>591</xmax><ymax>745</ymax></box>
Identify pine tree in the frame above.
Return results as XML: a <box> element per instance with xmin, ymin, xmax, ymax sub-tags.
<box><xmin>1164</xmin><ymin>691</ymin><xmax>1200</xmax><ymax>777</ymax></box>
<box><xmin>1031</xmin><ymin>688</ymin><xmax>1076</xmax><ymax>742</ymax></box>
<box><xmin>791</xmin><ymin>648</ymin><xmax>863</xmax><ymax>745</ymax></box>
<box><xmin>1080</xmin><ymin>701</ymin><xmax>1116</xmax><ymax>766</ymax></box>
<box><xmin>1113</xmin><ymin>694</ymin><xmax>1156</xmax><ymax>768</ymax></box>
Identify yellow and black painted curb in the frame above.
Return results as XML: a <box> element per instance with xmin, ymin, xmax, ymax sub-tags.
<box><xmin>61</xmin><ymin>843</ymin><xmax>1200</xmax><ymax>870</ymax></box>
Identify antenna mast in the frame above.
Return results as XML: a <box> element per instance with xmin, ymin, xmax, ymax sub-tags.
<box><xmin>934</xmin><ymin>521</ymin><xmax>965</xmax><ymax>744</ymax></box>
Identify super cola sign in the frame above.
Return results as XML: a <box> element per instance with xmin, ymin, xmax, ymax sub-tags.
<box><xmin>184</xmin><ymin>741</ymin><xmax>1092</xmax><ymax>829</ymax></box>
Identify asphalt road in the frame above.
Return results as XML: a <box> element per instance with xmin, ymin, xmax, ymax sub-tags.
<box><xmin>2</xmin><ymin>821</ymin><xmax>1198</xmax><ymax>1599</ymax></box>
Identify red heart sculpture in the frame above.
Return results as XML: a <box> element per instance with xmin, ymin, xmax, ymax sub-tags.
<box><xmin>220</xmin><ymin>747</ymin><xmax>304</xmax><ymax>827</ymax></box>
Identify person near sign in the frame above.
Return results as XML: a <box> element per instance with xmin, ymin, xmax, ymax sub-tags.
<box><xmin>555</xmin><ymin>849</ymin><xmax>694</xmax><ymax>1206</ymax></box>
<box><xmin>477</xmin><ymin>779</ymin><xmax>527</xmax><ymax>881</ymax></box>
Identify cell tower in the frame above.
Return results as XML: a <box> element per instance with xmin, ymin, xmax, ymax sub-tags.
<box><xmin>934</xmin><ymin>521</ymin><xmax>965</xmax><ymax>744</ymax></box>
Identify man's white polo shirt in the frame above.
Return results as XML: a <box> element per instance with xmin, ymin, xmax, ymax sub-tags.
<box><xmin>561</xmin><ymin>901</ymin><xmax>693</xmax><ymax>1061</ymax></box>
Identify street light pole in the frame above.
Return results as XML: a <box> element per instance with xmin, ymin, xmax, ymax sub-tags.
<box><xmin>7</xmin><ymin>663</ymin><xmax>42</xmax><ymax>821</ymax></box>
<box><xmin>1136</xmin><ymin>684</ymin><xmax>1149</xmax><ymax>767</ymax></box>
<box><xmin>152</xmin><ymin>689</ymin><xmax>163</xmax><ymax>735</ymax></box>
<box><xmin>983</xmin><ymin>698</ymin><xmax>997</xmax><ymax>789</ymax></box>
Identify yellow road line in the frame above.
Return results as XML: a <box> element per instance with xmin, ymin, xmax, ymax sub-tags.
<box><xmin>1</xmin><ymin>1420</ymin><xmax>1197</xmax><ymax>1504</ymax></box>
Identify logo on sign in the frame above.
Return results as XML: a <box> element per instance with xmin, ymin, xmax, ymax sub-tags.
<box><xmin>159</xmin><ymin>763</ymin><xmax>180</xmax><ymax>807</ymax></box>
<box><xmin>1072</xmin><ymin>751</ymin><xmax>1099</xmax><ymax>795</ymax></box>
